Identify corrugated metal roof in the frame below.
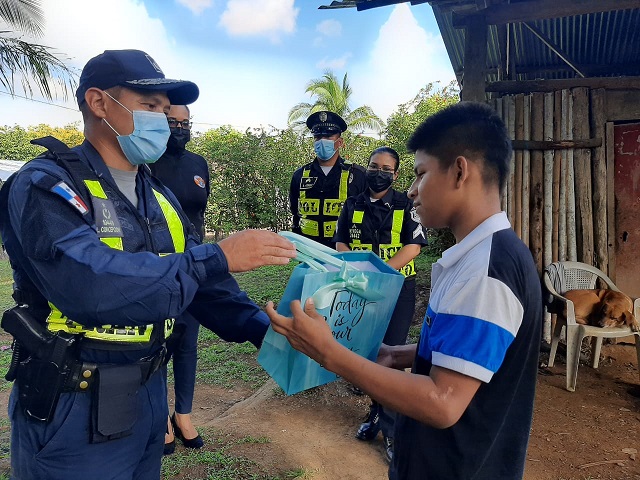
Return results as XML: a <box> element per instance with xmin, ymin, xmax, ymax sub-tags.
<box><xmin>319</xmin><ymin>0</ymin><xmax>640</xmax><ymax>83</ymax></box>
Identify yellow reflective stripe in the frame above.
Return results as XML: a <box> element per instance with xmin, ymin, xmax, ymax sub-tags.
<box><xmin>47</xmin><ymin>302</ymin><xmax>154</xmax><ymax>342</ymax></box>
<box><xmin>300</xmin><ymin>218</ymin><xmax>319</xmax><ymax>237</ymax></box>
<box><xmin>300</xmin><ymin>168</ymin><xmax>310</xmax><ymax>200</ymax></box>
<box><xmin>323</xmin><ymin>199</ymin><xmax>343</xmax><ymax>217</ymax></box>
<box><xmin>352</xmin><ymin>210</ymin><xmax>364</xmax><ymax>224</ymax></box>
<box><xmin>323</xmin><ymin>221</ymin><xmax>337</xmax><ymax>238</ymax></box>
<box><xmin>391</xmin><ymin>210</ymin><xmax>404</xmax><ymax>245</ymax></box>
<box><xmin>299</xmin><ymin>198</ymin><xmax>320</xmax><ymax>215</ymax></box>
<box><xmin>83</xmin><ymin>180</ymin><xmax>108</xmax><ymax>199</ymax></box>
<box><xmin>349</xmin><ymin>243</ymin><xmax>372</xmax><ymax>251</ymax></box>
<box><xmin>100</xmin><ymin>237</ymin><xmax>123</xmax><ymax>249</ymax></box>
<box><xmin>338</xmin><ymin>169</ymin><xmax>348</xmax><ymax>202</ymax></box>
<box><xmin>152</xmin><ymin>188</ymin><xmax>185</xmax><ymax>253</ymax></box>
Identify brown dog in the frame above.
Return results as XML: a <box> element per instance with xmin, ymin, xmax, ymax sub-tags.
<box><xmin>563</xmin><ymin>289</ymin><xmax>639</xmax><ymax>331</ymax></box>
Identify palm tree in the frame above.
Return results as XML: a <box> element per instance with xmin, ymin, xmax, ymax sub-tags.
<box><xmin>288</xmin><ymin>70</ymin><xmax>384</xmax><ymax>135</ymax></box>
<box><xmin>0</xmin><ymin>0</ymin><xmax>76</xmax><ymax>100</ymax></box>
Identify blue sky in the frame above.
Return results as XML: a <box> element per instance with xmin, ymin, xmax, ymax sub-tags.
<box><xmin>1</xmin><ymin>0</ymin><xmax>455</xmax><ymax>134</ymax></box>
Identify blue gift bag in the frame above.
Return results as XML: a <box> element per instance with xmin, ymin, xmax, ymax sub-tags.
<box><xmin>257</xmin><ymin>232</ymin><xmax>405</xmax><ymax>395</ymax></box>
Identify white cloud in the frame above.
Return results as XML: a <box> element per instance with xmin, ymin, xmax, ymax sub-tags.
<box><xmin>176</xmin><ymin>0</ymin><xmax>214</xmax><ymax>15</ymax></box>
<box><xmin>316</xmin><ymin>53</ymin><xmax>352</xmax><ymax>70</ymax></box>
<box><xmin>0</xmin><ymin>0</ymin><xmax>180</xmax><ymax>128</ymax></box>
<box><xmin>350</xmin><ymin>4</ymin><xmax>456</xmax><ymax>122</ymax></box>
<box><xmin>219</xmin><ymin>0</ymin><xmax>299</xmax><ymax>43</ymax></box>
<box><xmin>316</xmin><ymin>19</ymin><xmax>342</xmax><ymax>37</ymax></box>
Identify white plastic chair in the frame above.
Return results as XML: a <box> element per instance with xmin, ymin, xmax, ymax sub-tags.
<box><xmin>542</xmin><ymin>261</ymin><xmax>640</xmax><ymax>392</ymax></box>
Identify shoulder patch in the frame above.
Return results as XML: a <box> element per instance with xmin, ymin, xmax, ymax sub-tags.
<box><xmin>51</xmin><ymin>181</ymin><xmax>89</xmax><ymax>215</ymax></box>
<box><xmin>193</xmin><ymin>175</ymin><xmax>206</xmax><ymax>189</ymax></box>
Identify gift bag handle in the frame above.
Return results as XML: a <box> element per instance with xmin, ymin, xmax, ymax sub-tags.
<box><xmin>278</xmin><ymin>231</ymin><xmax>356</xmax><ymax>272</ymax></box>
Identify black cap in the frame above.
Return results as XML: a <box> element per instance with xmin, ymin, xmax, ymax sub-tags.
<box><xmin>306</xmin><ymin>111</ymin><xmax>348</xmax><ymax>136</ymax></box>
<box><xmin>75</xmin><ymin>49</ymin><xmax>199</xmax><ymax>106</ymax></box>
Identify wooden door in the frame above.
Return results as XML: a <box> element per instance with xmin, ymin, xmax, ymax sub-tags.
<box><xmin>614</xmin><ymin>123</ymin><xmax>640</xmax><ymax>297</ymax></box>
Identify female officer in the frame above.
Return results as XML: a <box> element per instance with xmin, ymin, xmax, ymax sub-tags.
<box><xmin>333</xmin><ymin>146</ymin><xmax>426</xmax><ymax>463</ymax></box>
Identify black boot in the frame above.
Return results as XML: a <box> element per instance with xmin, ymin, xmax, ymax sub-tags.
<box><xmin>355</xmin><ymin>401</ymin><xmax>381</xmax><ymax>441</ymax></box>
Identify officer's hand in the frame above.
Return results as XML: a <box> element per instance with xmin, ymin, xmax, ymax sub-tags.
<box><xmin>218</xmin><ymin>230</ymin><xmax>297</xmax><ymax>272</ymax></box>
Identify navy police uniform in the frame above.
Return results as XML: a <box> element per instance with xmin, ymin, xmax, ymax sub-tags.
<box><xmin>289</xmin><ymin>111</ymin><xmax>367</xmax><ymax>248</ymax></box>
<box><xmin>0</xmin><ymin>139</ymin><xmax>268</xmax><ymax>480</ymax></box>
<box><xmin>0</xmin><ymin>49</ymin><xmax>267</xmax><ymax>480</ymax></box>
<box><xmin>150</xmin><ymin>141</ymin><xmax>210</xmax><ymax>421</ymax></box>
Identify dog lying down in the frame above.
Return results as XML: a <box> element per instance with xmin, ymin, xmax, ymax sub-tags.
<box><xmin>563</xmin><ymin>289</ymin><xmax>639</xmax><ymax>331</ymax></box>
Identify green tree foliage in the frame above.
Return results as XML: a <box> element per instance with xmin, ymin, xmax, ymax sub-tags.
<box><xmin>0</xmin><ymin>0</ymin><xmax>76</xmax><ymax>99</ymax></box>
<box><xmin>189</xmin><ymin>126</ymin><xmax>380</xmax><ymax>237</ymax></box>
<box><xmin>288</xmin><ymin>70</ymin><xmax>384</xmax><ymax>135</ymax></box>
<box><xmin>0</xmin><ymin>123</ymin><xmax>83</xmax><ymax>161</ymax></box>
<box><xmin>385</xmin><ymin>81</ymin><xmax>460</xmax><ymax>192</ymax></box>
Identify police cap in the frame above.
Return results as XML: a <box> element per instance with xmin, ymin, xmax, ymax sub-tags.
<box><xmin>306</xmin><ymin>111</ymin><xmax>348</xmax><ymax>136</ymax></box>
<box><xmin>76</xmin><ymin>49</ymin><xmax>199</xmax><ymax>106</ymax></box>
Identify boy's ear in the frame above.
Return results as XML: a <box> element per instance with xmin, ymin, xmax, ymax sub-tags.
<box><xmin>454</xmin><ymin>156</ymin><xmax>469</xmax><ymax>188</ymax></box>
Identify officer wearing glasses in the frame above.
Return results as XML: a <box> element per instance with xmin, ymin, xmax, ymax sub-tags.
<box><xmin>333</xmin><ymin>146</ymin><xmax>426</xmax><ymax>464</ymax></box>
<box><xmin>289</xmin><ymin>111</ymin><xmax>367</xmax><ymax>248</ymax></box>
<box><xmin>149</xmin><ymin>105</ymin><xmax>209</xmax><ymax>454</ymax></box>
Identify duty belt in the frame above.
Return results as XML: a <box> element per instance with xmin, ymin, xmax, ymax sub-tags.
<box><xmin>63</xmin><ymin>346</ymin><xmax>166</xmax><ymax>393</ymax></box>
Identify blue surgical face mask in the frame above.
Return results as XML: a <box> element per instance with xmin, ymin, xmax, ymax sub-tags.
<box><xmin>103</xmin><ymin>92</ymin><xmax>170</xmax><ymax>165</ymax></box>
<box><xmin>314</xmin><ymin>139</ymin><xmax>336</xmax><ymax>162</ymax></box>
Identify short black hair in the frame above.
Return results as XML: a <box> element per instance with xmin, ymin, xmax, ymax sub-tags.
<box><xmin>369</xmin><ymin>146</ymin><xmax>400</xmax><ymax>171</ymax></box>
<box><xmin>406</xmin><ymin>102</ymin><xmax>512</xmax><ymax>192</ymax></box>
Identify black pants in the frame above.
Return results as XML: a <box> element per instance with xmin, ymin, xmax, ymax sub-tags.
<box><xmin>379</xmin><ymin>279</ymin><xmax>416</xmax><ymax>438</ymax></box>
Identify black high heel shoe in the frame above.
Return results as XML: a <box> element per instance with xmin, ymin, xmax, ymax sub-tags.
<box><xmin>171</xmin><ymin>413</ymin><xmax>204</xmax><ymax>449</ymax></box>
<box><xmin>163</xmin><ymin>418</ymin><xmax>175</xmax><ymax>456</ymax></box>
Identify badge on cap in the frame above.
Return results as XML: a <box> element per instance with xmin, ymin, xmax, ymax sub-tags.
<box><xmin>319</xmin><ymin>112</ymin><xmax>327</xmax><ymax>122</ymax></box>
<box><xmin>145</xmin><ymin>54</ymin><xmax>163</xmax><ymax>74</ymax></box>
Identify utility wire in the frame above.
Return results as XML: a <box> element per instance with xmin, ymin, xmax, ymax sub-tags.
<box><xmin>0</xmin><ymin>90</ymin><xmax>79</xmax><ymax>112</ymax></box>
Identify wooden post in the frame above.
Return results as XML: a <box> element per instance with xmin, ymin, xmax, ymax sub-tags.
<box><xmin>605</xmin><ymin>122</ymin><xmax>616</xmax><ymax>281</ymax></box>
<box><xmin>505</xmin><ymin>96</ymin><xmax>516</xmax><ymax>226</ymax></box>
<box><xmin>543</xmin><ymin>92</ymin><xmax>554</xmax><ymax>270</ymax></box>
<box><xmin>514</xmin><ymin>94</ymin><xmax>524</xmax><ymax>239</ymax></box>
<box><xmin>572</xmin><ymin>87</ymin><xmax>594</xmax><ymax>264</ymax></box>
<box><xmin>461</xmin><ymin>14</ymin><xmax>488</xmax><ymax>102</ymax></box>
<box><xmin>496</xmin><ymin>97</ymin><xmax>507</xmax><ymax>211</ymax></box>
<box><xmin>522</xmin><ymin>95</ymin><xmax>531</xmax><ymax>248</ymax></box>
<box><xmin>530</xmin><ymin>93</ymin><xmax>544</xmax><ymax>273</ymax></box>
<box><xmin>559</xmin><ymin>90</ymin><xmax>567</xmax><ymax>261</ymax></box>
<box><xmin>565</xmin><ymin>90</ymin><xmax>577</xmax><ymax>261</ymax></box>
<box><xmin>552</xmin><ymin>90</ymin><xmax>562</xmax><ymax>263</ymax></box>
<box><xmin>590</xmin><ymin>89</ymin><xmax>608</xmax><ymax>274</ymax></box>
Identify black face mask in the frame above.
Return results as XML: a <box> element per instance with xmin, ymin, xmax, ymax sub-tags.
<box><xmin>167</xmin><ymin>127</ymin><xmax>190</xmax><ymax>151</ymax></box>
<box><xmin>366</xmin><ymin>170</ymin><xmax>394</xmax><ymax>193</ymax></box>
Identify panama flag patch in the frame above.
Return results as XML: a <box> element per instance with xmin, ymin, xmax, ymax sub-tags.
<box><xmin>51</xmin><ymin>181</ymin><xmax>89</xmax><ymax>215</ymax></box>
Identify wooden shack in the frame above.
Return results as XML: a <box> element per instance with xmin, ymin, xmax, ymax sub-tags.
<box><xmin>320</xmin><ymin>0</ymin><xmax>640</xmax><ymax>291</ymax></box>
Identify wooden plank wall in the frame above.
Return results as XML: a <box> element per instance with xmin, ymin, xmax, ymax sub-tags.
<box><xmin>493</xmin><ymin>89</ymin><xmax>609</xmax><ymax>340</ymax></box>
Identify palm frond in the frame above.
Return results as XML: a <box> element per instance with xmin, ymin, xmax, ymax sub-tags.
<box><xmin>346</xmin><ymin>105</ymin><xmax>385</xmax><ymax>134</ymax></box>
<box><xmin>0</xmin><ymin>35</ymin><xmax>77</xmax><ymax>100</ymax></box>
<box><xmin>0</xmin><ymin>0</ymin><xmax>44</xmax><ymax>37</ymax></box>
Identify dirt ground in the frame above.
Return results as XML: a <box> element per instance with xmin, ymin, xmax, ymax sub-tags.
<box><xmin>179</xmin><ymin>340</ymin><xmax>640</xmax><ymax>480</ymax></box>
<box><xmin>1</xmin><ymin>296</ymin><xmax>639</xmax><ymax>479</ymax></box>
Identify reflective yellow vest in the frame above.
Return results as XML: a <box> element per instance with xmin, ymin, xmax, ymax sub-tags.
<box><xmin>46</xmin><ymin>180</ymin><xmax>184</xmax><ymax>343</ymax></box>
<box><xmin>349</xmin><ymin>207</ymin><xmax>416</xmax><ymax>278</ymax></box>
<box><xmin>298</xmin><ymin>166</ymin><xmax>350</xmax><ymax>240</ymax></box>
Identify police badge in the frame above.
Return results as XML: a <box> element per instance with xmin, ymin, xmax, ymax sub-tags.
<box><xmin>319</xmin><ymin>111</ymin><xmax>327</xmax><ymax>122</ymax></box>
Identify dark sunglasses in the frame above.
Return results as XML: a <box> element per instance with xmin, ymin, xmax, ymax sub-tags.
<box><xmin>167</xmin><ymin>118</ymin><xmax>192</xmax><ymax>130</ymax></box>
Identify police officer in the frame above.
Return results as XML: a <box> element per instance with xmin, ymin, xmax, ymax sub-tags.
<box><xmin>289</xmin><ymin>111</ymin><xmax>367</xmax><ymax>248</ymax></box>
<box><xmin>149</xmin><ymin>105</ymin><xmax>208</xmax><ymax>453</ymax></box>
<box><xmin>0</xmin><ymin>49</ymin><xmax>296</xmax><ymax>480</ymax></box>
<box><xmin>333</xmin><ymin>146</ymin><xmax>426</xmax><ymax>464</ymax></box>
